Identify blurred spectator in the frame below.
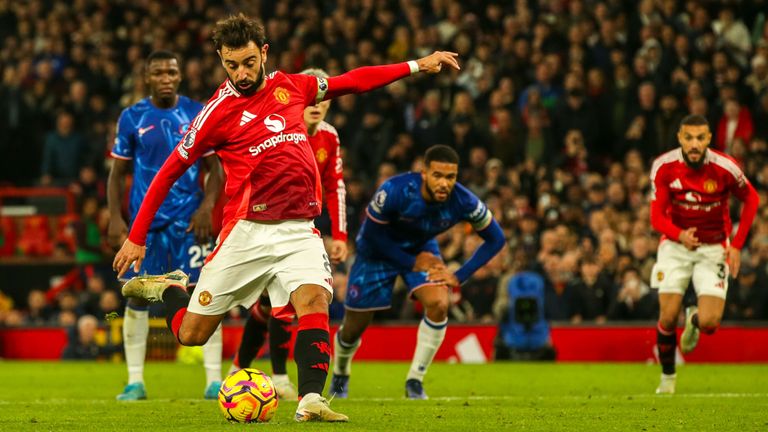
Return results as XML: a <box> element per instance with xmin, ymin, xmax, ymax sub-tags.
<box><xmin>24</xmin><ymin>289</ymin><xmax>54</xmax><ymax>325</ymax></box>
<box><xmin>567</xmin><ymin>258</ymin><xmax>613</xmax><ymax>323</ymax></box>
<box><xmin>725</xmin><ymin>263</ymin><xmax>762</xmax><ymax>320</ymax></box>
<box><xmin>40</xmin><ymin>110</ymin><xmax>89</xmax><ymax>186</ymax></box>
<box><xmin>541</xmin><ymin>251</ymin><xmax>585</xmax><ymax>322</ymax></box>
<box><xmin>72</xmin><ymin>196</ymin><xmax>109</xmax><ymax>264</ymax></box>
<box><xmin>0</xmin><ymin>289</ymin><xmax>14</xmax><ymax>325</ymax></box>
<box><xmin>460</xmin><ymin>261</ymin><xmax>498</xmax><ymax>322</ymax></box>
<box><xmin>655</xmin><ymin>92</ymin><xmax>686</xmax><ymax>153</ymax></box>
<box><xmin>715</xmin><ymin>98</ymin><xmax>754</xmax><ymax>152</ymax></box>
<box><xmin>78</xmin><ymin>273</ymin><xmax>107</xmax><ymax>317</ymax></box>
<box><xmin>61</xmin><ymin>314</ymin><xmax>119</xmax><ymax>360</ymax></box>
<box><xmin>607</xmin><ymin>267</ymin><xmax>658</xmax><ymax>320</ymax></box>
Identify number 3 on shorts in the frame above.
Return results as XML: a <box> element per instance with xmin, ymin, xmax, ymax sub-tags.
<box><xmin>322</xmin><ymin>253</ymin><xmax>332</xmax><ymax>275</ymax></box>
<box><xmin>717</xmin><ymin>263</ymin><xmax>726</xmax><ymax>280</ymax></box>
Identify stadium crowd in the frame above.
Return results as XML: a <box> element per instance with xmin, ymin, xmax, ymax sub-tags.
<box><xmin>1</xmin><ymin>0</ymin><xmax>768</xmax><ymax>332</ymax></box>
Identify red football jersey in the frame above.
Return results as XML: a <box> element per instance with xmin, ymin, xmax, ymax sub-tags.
<box><xmin>650</xmin><ymin>148</ymin><xmax>759</xmax><ymax>248</ymax></box>
<box><xmin>310</xmin><ymin>121</ymin><xmax>347</xmax><ymax>242</ymax></box>
<box><xmin>127</xmin><ymin>61</ymin><xmax>413</xmax><ymax>246</ymax></box>
<box><xmin>177</xmin><ymin>73</ymin><xmax>323</xmax><ymax>226</ymax></box>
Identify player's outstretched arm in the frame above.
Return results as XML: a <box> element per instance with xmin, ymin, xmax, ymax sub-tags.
<box><xmin>113</xmin><ymin>154</ymin><xmax>191</xmax><ymax>277</ymax></box>
<box><xmin>321</xmin><ymin>52</ymin><xmax>460</xmax><ymax>101</ymax></box>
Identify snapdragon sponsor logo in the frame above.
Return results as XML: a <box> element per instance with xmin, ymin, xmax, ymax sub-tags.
<box><xmin>249</xmin><ymin>113</ymin><xmax>307</xmax><ymax>156</ymax></box>
<box><xmin>249</xmin><ymin>132</ymin><xmax>307</xmax><ymax>156</ymax></box>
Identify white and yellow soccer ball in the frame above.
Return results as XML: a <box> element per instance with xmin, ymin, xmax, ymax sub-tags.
<box><xmin>218</xmin><ymin>368</ymin><xmax>279</xmax><ymax>423</ymax></box>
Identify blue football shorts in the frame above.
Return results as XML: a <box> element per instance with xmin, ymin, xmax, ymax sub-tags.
<box><xmin>345</xmin><ymin>242</ymin><xmax>443</xmax><ymax>311</ymax></box>
<box><xmin>119</xmin><ymin>220</ymin><xmax>213</xmax><ymax>286</ymax></box>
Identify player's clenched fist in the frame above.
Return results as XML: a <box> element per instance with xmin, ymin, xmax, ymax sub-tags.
<box><xmin>678</xmin><ymin>227</ymin><xmax>701</xmax><ymax>250</ymax></box>
<box><xmin>416</xmin><ymin>51</ymin><xmax>460</xmax><ymax>74</ymax></box>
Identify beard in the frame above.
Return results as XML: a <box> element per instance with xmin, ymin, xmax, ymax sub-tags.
<box><xmin>682</xmin><ymin>148</ymin><xmax>706</xmax><ymax>169</ymax></box>
<box><xmin>425</xmin><ymin>182</ymin><xmax>450</xmax><ymax>202</ymax></box>
<box><xmin>232</xmin><ymin>62</ymin><xmax>265</xmax><ymax>95</ymax></box>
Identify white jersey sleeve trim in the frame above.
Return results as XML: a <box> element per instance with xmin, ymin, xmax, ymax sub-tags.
<box><xmin>192</xmin><ymin>87</ymin><xmax>234</xmax><ymax>131</ymax></box>
<box><xmin>708</xmin><ymin>150</ymin><xmax>747</xmax><ymax>186</ymax></box>
<box><xmin>650</xmin><ymin>148</ymin><xmax>682</xmax><ymax>182</ymax></box>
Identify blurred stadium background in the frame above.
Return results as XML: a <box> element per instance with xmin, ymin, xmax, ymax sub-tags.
<box><xmin>1</xmin><ymin>0</ymin><xmax>768</xmax><ymax>366</ymax></box>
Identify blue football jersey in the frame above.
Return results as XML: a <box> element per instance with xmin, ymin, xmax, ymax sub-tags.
<box><xmin>111</xmin><ymin>96</ymin><xmax>209</xmax><ymax>229</ymax></box>
<box><xmin>357</xmin><ymin>172</ymin><xmax>492</xmax><ymax>260</ymax></box>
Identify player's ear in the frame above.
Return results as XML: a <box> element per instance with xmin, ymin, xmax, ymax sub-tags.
<box><xmin>261</xmin><ymin>43</ymin><xmax>269</xmax><ymax>64</ymax></box>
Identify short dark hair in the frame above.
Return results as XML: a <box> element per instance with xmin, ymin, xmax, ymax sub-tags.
<box><xmin>212</xmin><ymin>13</ymin><xmax>266</xmax><ymax>51</ymax></box>
<box><xmin>424</xmin><ymin>145</ymin><xmax>459</xmax><ymax>166</ymax></box>
<box><xmin>679</xmin><ymin>114</ymin><xmax>709</xmax><ymax>129</ymax></box>
<box><xmin>146</xmin><ymin>50</ymin><xmax>178</xmax><ymax>67</ymax></box>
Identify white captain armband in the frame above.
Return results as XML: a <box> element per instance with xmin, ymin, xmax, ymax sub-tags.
<box><xmin>315</xmin><ymin>77</ymin><xmax>329</xmax><ymax>104</ymax></box>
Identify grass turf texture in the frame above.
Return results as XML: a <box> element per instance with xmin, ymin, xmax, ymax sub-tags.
<box><xmin>0</xmin><ymin>361</ymin><xmax>766</xmax><ymax>431</ymax></box>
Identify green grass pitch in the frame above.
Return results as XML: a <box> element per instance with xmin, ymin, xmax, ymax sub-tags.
<box><xmin>0</xmin><ymin>361</ymin><xmax>766</xmax><ymax>431</ymax></box>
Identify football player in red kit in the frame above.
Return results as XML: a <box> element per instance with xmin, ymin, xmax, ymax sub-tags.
<box><xmin>113</xmin><ymin>14</ymin><xmax>459</xmax><ymax>422</ymax></box>
<box><xmin>231</xmin><ymin>68</ymin><xmax>348</xmax><ymax>401</ymax></box>
<box><xmin>650</xmin><ymin>114</ymin><xmax>759</xmax><ymax>394</ymax></box>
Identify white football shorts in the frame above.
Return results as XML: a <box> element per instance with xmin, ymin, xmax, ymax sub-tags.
<box><xmin>650</xmin><ymin>239</ymin><xmax>728</xmax><ymax>299</ymax></box>
<box><xmin>186</xmin><ymin>219</ymin><xmax>333</xmax><ymax>316</ymax></box>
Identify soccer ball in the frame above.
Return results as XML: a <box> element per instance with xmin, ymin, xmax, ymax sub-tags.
<box><xmin>218</xmin><ymin>368</ymin><xmax>279</xmax><ymax>423</ymax></box>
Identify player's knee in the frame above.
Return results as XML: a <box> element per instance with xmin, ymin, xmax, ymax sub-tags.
<box><xmin>178</xmin><ymin>327</ymin><xmax>211</xmax><ymax>346</ymax></box>
<box><xmin>697</xmin><ymin>315</ymin><xmax>720</xmax><ymax>334</ymax></box>
<box><xmin>293</xmin><ymin>289</ymin><xmax>330</xmax><ymax>314</ymax></box>
<box><xmin>423</xmin><ymin>296</ymin><xmax>450</xmax><ymax>316</ymax></box>
<box><xmin>658</xmin><ymin>316</ymin><xmax>676</xmax><ymax>331</ymax></box>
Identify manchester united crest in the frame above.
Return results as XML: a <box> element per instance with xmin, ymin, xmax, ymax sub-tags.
<box><xmin>274</xmin><ymin>87</ymin><xmax>290</xmax><ymax>104</ymax></box>
<box><xmin>703</xmin><ymin>179</ymin><xmax>717</xmax><ymax>193</ymax></box>
<box><xmin>316</xmin><ymin>148</ymin><xmax>328</xmax><ymax>163</ymax></box>
<box><xmin>198</xmin><ymin>291</ymin><xmax>213</xmax><ymax>306</ymax></box>
<box><xmin>656</xmin><ymin>271</ymin><xmax>664</xmax><ymax>282</ymax></box>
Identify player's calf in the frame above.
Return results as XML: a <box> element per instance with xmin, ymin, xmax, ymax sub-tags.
<box><xmin>176</xmin><ymin>312</ymin><xmax>225</xmax><ymax>346</ymax></box>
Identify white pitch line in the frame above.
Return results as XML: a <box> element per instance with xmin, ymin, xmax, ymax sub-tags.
<box><xmin>1</xmin><ymin>393</ymin><xmax>767</xmax><ymax>405</ymax></box>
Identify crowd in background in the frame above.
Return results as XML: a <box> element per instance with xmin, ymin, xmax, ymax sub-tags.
<box><xmin>1</xmin><ymin>0</ymin><xmax>768</xmax><ymax>330</ymax></box>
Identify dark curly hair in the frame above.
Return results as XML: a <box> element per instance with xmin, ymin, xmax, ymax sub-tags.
<box><xmin>212</xmin><ymin>13</ymin><xmax>266</xmax><ymax>51</ymax></box>
<box><xmin>425</xmin><ymin>145</ymin><xmax>460</xmax><ymax>166</ymax></box>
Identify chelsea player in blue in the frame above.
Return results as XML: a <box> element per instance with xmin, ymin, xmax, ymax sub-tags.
<box><xmin>107</xmin><ymin>51</ymin><xmax>223</xmax><ymax>401</ymax></box>
<box><xmin>330</xmin><ymin>145</ymin><xmax>505</xmax><ymax>399</ymax></box>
